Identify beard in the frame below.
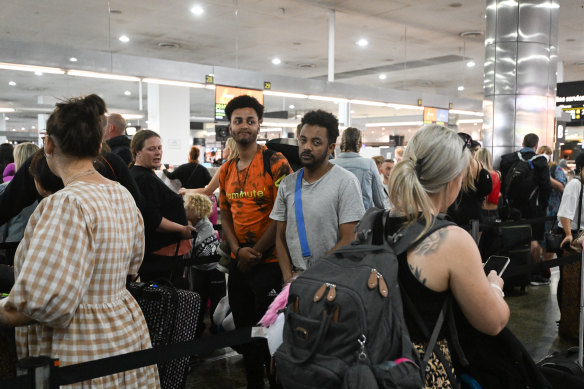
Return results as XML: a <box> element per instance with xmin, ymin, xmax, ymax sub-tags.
<box><xmin>300</xmin><ymin>150</ymin><xmax>329</xmax><ymax>169</ymax></box>
<box><xmin>233</xmin><ymin>129</ymin><xmax>258</xmax><ymax>146</ymax></box>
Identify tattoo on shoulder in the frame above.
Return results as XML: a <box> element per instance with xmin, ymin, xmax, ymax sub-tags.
<box><xmin>413</xmin><ymin>229</ymin><xmax>449</xmax><ymax>256</ymax></box>
<box><xmin>409</xmin><ymin>264</ymin><xmax>427</xmax><ymax>285</ymax></box>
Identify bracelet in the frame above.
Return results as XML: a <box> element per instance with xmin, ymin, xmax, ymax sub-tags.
<box><xmin>489</xmin><ymin>283</ymin><xmax>505</xmax><ymax>298</ymax></box>
<box><xmin>235</xmin><ymin>247</ymin><xmax>241</xmax><ymax>260</ymax></box>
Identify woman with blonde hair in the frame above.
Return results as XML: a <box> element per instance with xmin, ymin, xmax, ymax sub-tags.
<box><xmin>388</xmin><ymin>124</ymin><xmax>509</xmax><ymax>386</ymax></box>
<box><xmin>475</xmin><ymin>147</ymin><xmax>501</xmax><ymax>224</ymax></box>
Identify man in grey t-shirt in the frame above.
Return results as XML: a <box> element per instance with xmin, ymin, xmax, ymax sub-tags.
<box><xmin>270</xmin><ymin>110</ymin><xmax>365</xmax><ymax>284</ymax></box>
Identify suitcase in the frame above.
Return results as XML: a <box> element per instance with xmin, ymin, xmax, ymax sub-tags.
<box><xmin>127</xmin><ymin>281</ymin><xmax>201</xmax><ymax>389</ymax></box>
<box><xmin>537</xmin><ymin>250</ymin><xmax>584</xmax><ymax>384</ymax></box>
<box><xmin>479</xmin><ymin>223</ymin><xmax>532</xmax><ymax>293</ymax></box>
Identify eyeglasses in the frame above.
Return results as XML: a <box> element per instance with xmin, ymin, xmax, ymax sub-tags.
<box><xmin>457</xmin><ymin>132</ymin><xmax>473</xmax><ymax>151</ymax></box>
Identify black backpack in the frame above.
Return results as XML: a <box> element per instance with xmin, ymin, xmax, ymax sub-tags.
<box><xmin>503</xmin><ymin>152</ymin><xmax>545</xmax><ymax>208</ymax></box>
<box><xmin>274</xmin><ymin>208</ymin><xmax>456</xmax><ymax>389</ymax></box>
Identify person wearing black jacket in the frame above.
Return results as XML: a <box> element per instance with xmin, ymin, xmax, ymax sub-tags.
<box><xmin>104</xmin><ymin>113</ymin><xmax>132</xmax><ymax>165</ymax></box>
<box><xmin>0</xmin><ymin>149</ymin><xmax>156</xmax><ymax>232</ymax></box>
<box><xmin>499</xmin><ymin>133</ymin><xmax>552</xmax><ymax>263</ymax></box>
<box><xmin>163</xmin><ymin>146</ymin><xmax>211</xmax><ymax>189</ymax></box>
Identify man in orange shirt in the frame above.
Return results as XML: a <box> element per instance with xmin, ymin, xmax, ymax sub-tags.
<box><xmin>219</xmin><ymin>95</ymin><xmax>291</xmax><ymax>388</ymax></box>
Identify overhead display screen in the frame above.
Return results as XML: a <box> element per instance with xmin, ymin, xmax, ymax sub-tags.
<box><xmin>423</xmin><ymin>107</ymin><xmax>449</xmax><ymax>125</ymax></box>
<box><xmin>215</xmin><ymin>85</ymin><xmax>264</xmax><ymax>121</ymax></box>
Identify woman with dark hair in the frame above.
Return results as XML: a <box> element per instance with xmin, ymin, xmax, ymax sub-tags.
<box><xmin>163</xmin><ymin>145</ymin><xmax>211</xmax><ymax>189</ymax></box>
<box><xmin>130</xmin><ymin>130</ymin><xmax>193</xmax><ymax>282</ymax></box>
<box><xmin>0</xmin><ymin>94</ymin><xmax>160</xmax><ymax>387</ymax></box>
<box><xmin>0</xmin><ymin>143</ymin><xmax>14</xmax><ymax>181</ymax></box>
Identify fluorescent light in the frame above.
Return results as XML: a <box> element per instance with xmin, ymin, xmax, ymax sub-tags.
<box><xmin>263</xmin><ymin>91</ymin><xmax>308</xmax><ymax>99</ymax></box>
<box><xmin>190</xmin><ymin>5</ymin><xmax>204</xmax><ymax>15</ymax></box>
<box><xmin>449</xmin><ymin>109</ymin><xmax>483</xmax><ymax>116</ymax></box>
<box><xmin>124</xmin><ymin>90</ymin><xmax>132</xmax><ymax>96</ymax></box>
<box><xmin>289</xmin><ymin>105</ymin><xmax>295</xmax><ymax>109</ymax></box>
<box><xmin>0</xmin><ymin>62</ymin><xmax>65</xmax><ymax>74</ymax></box>
<box><xmin>205</xmin><ymin>84</ymin><xmax>216</xmax><ymax>90</ymax></box>
<box><xmin>308</xmin><ymin>95</ymin><xmax>349</xmax><ymax>103</ymax></box>
<box><xmin>356</xmin><ymin>39</ymin><xmax>369</xmax><ymax>47</ymax></box>
<box><xmin>386</xmin><ymin>103</ymin><xmax>424</xmax><ymax>110</ymax></box>
<box><xmin>350</xmin><ymin>99</ymin><xmax>387</xmax><ymax>107</ymax></box>
<box><xmin>378</xmin><ymin>74</ymin><xmax>387</xmax><ymax>80</ymax></box>
<box><xmin>458</xmin><ymin>85</ymin><xmax>465</xmax><ymax>91</ymax></box>
<box><xmin>142</xmin><ymin>78</ymin><xmax>205</xmax><ymax>88</ymax></box>
<box><xmin>120</xmin><ymin>114</ymin><xmax>144</xmax><ymax>120</ymax></box>
<box><xmin>69</xmin><ymin>57</ymin><xmax>78</xmax><ymax>62</ymax></box>
<box><xmin>119</xmin><ymin>35</ymin><xmax>130</xmax><ymax>43</ymax></box>
<box><xmin>466</xmin><ymin>60</ymin><xmax>476</xmax><ymax>68</ymax></box>
<box><xmin>0</xmin><ymin>108</ymin><xmax>15</xmax><ymax>113</ymax></box>
<box><xmin>8</xmin><ymin>81</ymin><xmax>16</xmax><ymax>86</ymax></box>
<box><xmin>34</xmin><ymin>71</ymin><xmax>43</xmax><ymax>76</ymax></box>
<box><xmin>457</xmin><ymin>119</ymin><xmax>484</xmax><ymax>124</ymax></box>
<box><xmin>262</xmin><ymin>121</ymin><xmax>300</xmax><ymax>128</ymax></box>
<box><xmin>272</xmin><ymin>58</ymin><xmax>282</xmax><ymax>65</ymax></box>
<box><xmin>67</xmin><ymin>70</ymin><xmax>140</xmax><ymax>82</ymax></box>
<box><xmin>365</xmin><ymin>121</ymin><xmax>423</xmax><ymax>127</ymax></box>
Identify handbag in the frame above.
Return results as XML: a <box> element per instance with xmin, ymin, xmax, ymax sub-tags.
<box><xmin>545</xmin><ymin>230</ymin><xmax>563</xmax><ymax>253</ymax></box>
<box><xmin>570</xmin><ymin>180</ymin><xmax>584</xmax><ymax>253</ymax></box>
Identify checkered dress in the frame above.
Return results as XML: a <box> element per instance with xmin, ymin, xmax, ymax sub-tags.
<box><xmin>6</xmin><ymin>181</ymin><xmax>160</xmax><ymax>388</ymax></box>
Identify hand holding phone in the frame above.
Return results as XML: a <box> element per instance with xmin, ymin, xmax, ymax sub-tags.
<box><xmin>483</xmin><ymin>255</ymin><xmax>510</xmax><ymax>277</ymax></box>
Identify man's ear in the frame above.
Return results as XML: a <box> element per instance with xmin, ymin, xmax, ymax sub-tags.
<box><xmin>44</xmin><ymin>136</ymin><xmax>55</xmax><ymax>155</ymax></box>
<box><xmin>328</xmin><ymin>142</ymin><xmax>336</xmax><ymax>155</ymax></box>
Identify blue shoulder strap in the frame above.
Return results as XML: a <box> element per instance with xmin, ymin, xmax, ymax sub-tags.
<box><xmin>294</xmin><ymin>169</ymin><xmax>311</xmax><ymax>258</ymax></box>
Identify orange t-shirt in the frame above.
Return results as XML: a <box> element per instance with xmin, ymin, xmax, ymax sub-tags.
<box><xmin>219</xmin><ymin>145</ymin><xmax>291</xmax><ymax>263</ymax></box>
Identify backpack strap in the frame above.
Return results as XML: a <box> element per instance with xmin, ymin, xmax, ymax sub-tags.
<box><xmin>262</xmin><ymin>147</ymin><xmax>276</xmax><ymax>180</ymax></box>
<box><xmin>354</xmin><ymin>207</ymin><xmax>388</xmax><ymax>246</ymax></box>
<box><xmin>389</xmin><ymin>214</ymin><xmax>454</xmax><ymax>257</ymax></box>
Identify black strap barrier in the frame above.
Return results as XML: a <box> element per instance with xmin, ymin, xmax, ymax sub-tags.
<box><xmin>502</xmin><ymin>252</ymin><xmax>582</xmax><ymax>278</ymax></box>
<box><xmin>0</xmin><ymin>327</ymin><xmax>256</xmax><ymax>389</ymax></box>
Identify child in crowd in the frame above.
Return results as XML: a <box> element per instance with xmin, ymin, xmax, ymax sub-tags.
<box><xmin>184</xmin><ymin>193</ymin><xmax>226</xmax><ymax>337</ymax></box>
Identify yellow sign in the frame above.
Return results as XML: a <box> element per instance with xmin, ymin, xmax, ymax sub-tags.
<box><xmin>417</xmin><ymin>99</ymin><xmax>423</xmax><ymax>106</ymax></box>
<box><xmin>449</xmin><ymin>102</ymin><xmax>453</xmax><ymax>109</ymax></box>
<box><xmin>205</xmin><ymin>74</ymin><xmax>214</xmax><ymax>84</ymax></box>
<box><xmin>264</xmin><ymin>81</ymin><xmax>272</xmax><ymax>90</ymax></box>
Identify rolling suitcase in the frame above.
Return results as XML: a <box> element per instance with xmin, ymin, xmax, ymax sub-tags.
<box><xmin>537</xmin><ymin>250</ymin><xmax>584</xmax><ymax>385</ymax></box>
<box><xmin>127</xmin><ymin>281</ymin><xmax>201</xmax><ymax>389</ymax></box>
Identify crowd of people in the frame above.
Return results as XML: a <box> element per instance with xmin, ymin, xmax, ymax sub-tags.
<box><xmin>0</xmin><ymin>91</ymin><xmax>578</xmax><ymax>388</ymax></box>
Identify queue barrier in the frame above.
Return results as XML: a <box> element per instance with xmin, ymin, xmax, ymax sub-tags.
<box><xmin>0</xmin><ymin>327</ymin><xmax>257</xmax><ymax>389</ymax></box>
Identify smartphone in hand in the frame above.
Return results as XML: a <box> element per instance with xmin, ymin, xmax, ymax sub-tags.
<box><xmin>483</xmin><ymin>255</ymin><xmax>510</xmax><ymax>277</ymax></box>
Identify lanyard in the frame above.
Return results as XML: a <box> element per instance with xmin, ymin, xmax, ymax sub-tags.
<box><xmin>294</xmin><ymin>169</ymin><xmax>311</xmax><ymax>258</ymax></box>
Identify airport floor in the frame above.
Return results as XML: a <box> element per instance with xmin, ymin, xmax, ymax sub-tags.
<box><xmin>185</xmin><ymin>268</ymin><xmax>574</xmax><ymax>389</ymax></box>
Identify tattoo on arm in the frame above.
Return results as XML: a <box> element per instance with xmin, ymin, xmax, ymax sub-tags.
<box><xmin>413</xmin><ymin>229</ymin><xmax>448</xmax><ymax>256</ymax></box>
<box><xmin>409</xmin><ymin>264</ymin><xmax>427</xmax><ymax>285</ymax></box>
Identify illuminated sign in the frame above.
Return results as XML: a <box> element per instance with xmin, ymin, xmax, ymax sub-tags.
<box><xmin>215</xmin><ymin>86</ymin><xmax>264</xmax><ymax>121</ymax></box>
<box><xmin>561</xmin><ymin>106</ymin><xmax>584</xmax><ymax>120</ymax></box>
<box><xmin>423</xmin><ymin>107</ymin><xmax>449</xmax><ymax>125</ymax></box>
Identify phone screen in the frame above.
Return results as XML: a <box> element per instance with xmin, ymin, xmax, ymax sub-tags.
<box><xmin>483</xmin><ymin>256</ymin><xmax>510</xmax><ymax>276</ymax></box>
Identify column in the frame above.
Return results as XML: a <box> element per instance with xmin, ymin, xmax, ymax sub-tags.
<box><xmin>147</xmin><ymin>83</ymin><xmax>191</xmax><ymax>166</ymax></box>
<box><xmin>482</xmin><ymin>0</ymin><xmax>559</xmax><ymax>166</ymax></box>
<box><xmin>0</xmin><ymin>114</ymin><xmax>7</xmax><ymax>143</ymax></box>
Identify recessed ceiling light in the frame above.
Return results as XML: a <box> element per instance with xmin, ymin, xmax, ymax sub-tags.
<box><xmin>69</xmin><ymin>57</ymin><xmax>78</xmax><ymax>62</ymax></box>
<box><xmin>350</xmin><ymin>110</ymin><xmax>355</xmax><ymax>114</ymax></box>
<box><xmin>466</xmin><ymin>60</ymin><xmax>476</xmax><ymax>68</ymax></box>
<box><xmin>21</xmin><ymin>127</ymin><xmax>25</xmax><ymax>130</ymax></box>
<box><xmin>8</xmin><ymin>81</ymin><xmax>16</xmax><ymax>86</ymax></box>
<box><xmin>356</xmin><ymin>39</ymin><xmax>369</xmax><ymax>47</ymax></box>
<box><xmin>32</xmin><ymin>126</ymin><xmax>36</xmax><ymax>129</ymax></box>
<box><xmin>457</xmin><ymin>85</ymin><xmax>465</xmax><ymax>91</ymax></box>
<box><xmin>379</xmin><ymin>74</ymin><xmax>387</xmax><ymax>80</ymax></box>
<box><xmin>119</xmin><ymin>35</ymin><xmax>130</xmax><ymax>43</ymax></box>
<box><xmin>272</xmin><ymin>58</ymin><xmax>281</xmax><ymax>65</ymax></box>
<box><xmin>289</xmin><ymin>105</ymin><xmax>295</xmax><ymax>109</ymax></box>
<box><xmin>5</xmin><ymin>117</ymin><xmax>10</xmax><ymax>120</ymax></box>
<box><xmin>34</xmin><ymin>71</ymin><xmax>43</xmax><ymax>76</ymax></box>
<box><xmin>124</xmin><ymin>90</ymin><xmax>132</xmax><ymax>96</ymax></box>
<box><xmin>190</xmin><ymin>5</ymin><xmax>204</xmax><ymax>15</ymax></box>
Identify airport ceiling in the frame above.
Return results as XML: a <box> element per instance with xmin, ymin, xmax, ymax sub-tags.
<box><xmin>0</xmin><ymin>0</ymin><xmax>583</xmax><ymax>135</ymax></box>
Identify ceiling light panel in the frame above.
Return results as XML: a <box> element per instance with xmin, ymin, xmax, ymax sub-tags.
<box><xmin>67</xmin><ymin>70</ymin><xmax>140</xmax><ymax>82</ymax></box>
<box><xmin>0</xmin><ymin>62</ymin><xmax>65</xmax><ymax>74</ymax></box>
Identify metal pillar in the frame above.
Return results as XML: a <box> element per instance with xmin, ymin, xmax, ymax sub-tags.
<box><xmin>483</xmin><ymin>0</ymin><xmax>559</xmax><ymax>166</ymax></box>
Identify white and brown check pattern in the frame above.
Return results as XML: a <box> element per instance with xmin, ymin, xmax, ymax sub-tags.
<box><xmin>6</xmin><ymin>181</ymin><xmax>160</xmax><ymax>388</ymax></box>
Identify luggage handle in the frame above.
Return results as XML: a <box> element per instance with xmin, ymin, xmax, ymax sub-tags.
<box><xmin>286</xmin><ymin>304</ymin><xmax>334</xmax><ymax>364</ymax></box>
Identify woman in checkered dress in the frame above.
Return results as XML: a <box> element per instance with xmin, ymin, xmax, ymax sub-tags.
<box><xmin>0</xmin><ymin>95</ymin><xmax>160</xmax><ymax>388</ymax></box>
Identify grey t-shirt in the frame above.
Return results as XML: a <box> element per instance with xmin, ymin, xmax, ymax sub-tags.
<box><xmin>270</xmin><ymin>165</ymin><xmax>365</xmax><ymax>270</ymax></box>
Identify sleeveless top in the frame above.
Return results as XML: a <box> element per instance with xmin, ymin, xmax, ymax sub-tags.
<box><xmin>486</xmin><ymin>170</ymin><xmax>501</xmax><ymax>205</ymax></box>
